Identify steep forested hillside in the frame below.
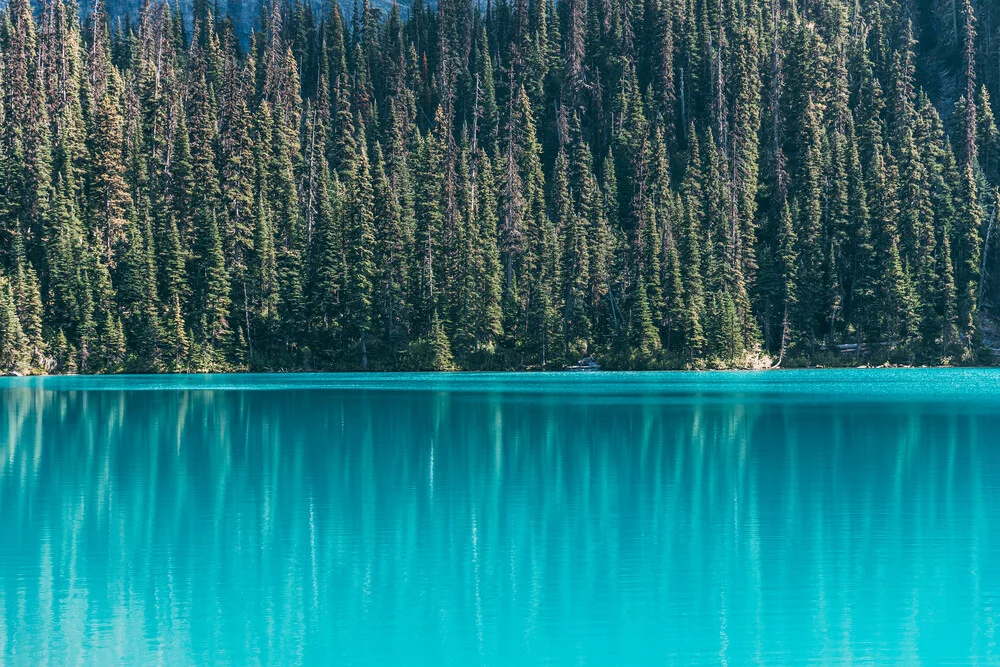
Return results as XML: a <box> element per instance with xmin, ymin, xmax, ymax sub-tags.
<box><xmin>102</xmin><ymin>0</ymin><xmax>334</xmax><ymax>44</ymax></box>
<box><xmin>0</xmin><ymin>0</ymin><xmax>998</xmax><ymax>372</ymax></box>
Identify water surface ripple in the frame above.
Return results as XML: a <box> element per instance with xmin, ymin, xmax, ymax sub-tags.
<box><xmin>0</xmin><ymin>370</ymin><xmax>998</xmax><ymax>664</ymax></box>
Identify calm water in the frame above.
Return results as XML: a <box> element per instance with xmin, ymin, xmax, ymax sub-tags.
<box><xmin>1</xmin><ymin>370</ymin><xmax>999</xmax><ymax>665</ymax></box>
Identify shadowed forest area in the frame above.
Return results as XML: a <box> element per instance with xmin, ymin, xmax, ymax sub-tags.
<box><xmin>0</xmin><ymin>0</ymin><xmax>998</xmax><ymax>372</ymax></box>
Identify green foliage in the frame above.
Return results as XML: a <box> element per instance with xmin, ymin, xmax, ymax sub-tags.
<box><xmin>0</xmin><ymin>0</ymin><xmax>994</xmax><ymax>373</ymax></box>
<box><xmin>0</xmin><ymin>275</ymin><xmax>29</xmax><ymax>373</ymax></box>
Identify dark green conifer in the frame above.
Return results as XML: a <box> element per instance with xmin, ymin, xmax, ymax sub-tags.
<box><xmin>343</xmin><ymin>132</ymin><xmax>376</xmax><ymax>369</ymax></box>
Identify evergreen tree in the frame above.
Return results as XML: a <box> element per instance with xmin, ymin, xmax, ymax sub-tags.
<box><xmin>10</xmin><ymin>233</ymin><xmax>45</xmax><ymax>365</ymax></box>
<box><xmin>117</xmin><ymin>210</ymin><xmax>162</xmax><ymax>369</ymax></box>
<box><xmin>777</xmin><ymin>201</ymin><xmax>798</xmax><ymax>364</ymax></box>
<box><xmin>630</xmin><ymin>276</ymin><xmax>661</xmax><ymax>364</ymax></box>
<box><xmin>0</xmin><ymin>0</ymin><xmax>990</xmax><ymax>373</ymax></box>
<box><xmin>371</xmin><ymin>143</ymin><xmax>410</xmax><ymax>361</ymax></box>
<box><xmin>556</xmin><ymin>146</ymin><xmax>590</xmax><ymax>358</ymax></box>
<box><xmin>410</xmin><ymin>128</ymin><xmax>444</xmax><ymax>337</ymax></box>
<box><xmin>342</xmin><ymin>132</ymin><xmax>376</xmax><ymax>368</ymax></box>
<box><xmin>0</xmin><ymin>275</ymin><xmax>29</xmax><ymax>373</ymax></box>
<box><xmin>193</xmin><ymin>210</ymin><xmax>231</xmax><ymax>367</ymax></box>
<box><xmin>678</xmin><ymin>129</ymin><xmax>705</xmax><ymax>361</ymax></box>
<box><xmin>88</xmin><ymin>74</ymin><xmax>134</xmax><ymax>267</ymax></box>
<box><xmin>470</xmin><ymin>147</ymin><xmax>505</xmax><ymax>356</ymax></box>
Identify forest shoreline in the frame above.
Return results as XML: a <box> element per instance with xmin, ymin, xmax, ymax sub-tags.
<box><xmin>5</xmin><ymin>358</ymin><xmax>998</xmax><ymax>376</ymax></box>
<box><xmin>0</xmin><ymin>0</ymin><xmax>998</xmax><ymax>378</ymax></box>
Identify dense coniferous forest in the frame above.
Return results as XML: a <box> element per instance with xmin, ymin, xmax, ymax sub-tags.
<box><xmin>0</xmin><ymin>0</ymin><xmax>998</xmax><ymax>372</ymax></box>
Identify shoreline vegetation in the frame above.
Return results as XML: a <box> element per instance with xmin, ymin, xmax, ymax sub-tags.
<box><xmin>0</xmin><ymin>0</ymin><xmax>998</xmax><ymax>375</ymax></box>
<box><xmin>6</xmin><ymin>352</ymin><xmax>1000</xmax><ymax>375</ymax></box>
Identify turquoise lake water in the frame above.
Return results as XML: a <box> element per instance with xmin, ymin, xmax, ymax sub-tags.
<box><xmin>1</xmin><ymin>370</ymin><xmax>999</xmax><ymax>664</ymax></box>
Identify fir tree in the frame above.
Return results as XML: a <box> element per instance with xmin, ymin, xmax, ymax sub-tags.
<box><xmin>411</xmin><ymin>128</ymin><xmax>444</xmax><ymax>337</ymax></box>
<box><xmin>556</xmin><ymin>146</ymin><xmax>590</xmax><ymax>358</ymax></box>
<box><xmin>371</xmin><ymin>143</ymin><xmax>410</xmax><ymax>361</ymax></box>
<box><xmin>0</xmin><ymin>276</ymin><xmax>29</xmax><ymax>373</ymax></box>
<box><xmin>0</xmin><ymin>0</ymin><xmax>991</xmax><ymax>373</ymax></box>
<box><xmin>343</xmin><ymin>133</ymin><xmax>376</xmax><ymax>368</ymax></box>
<box><xmin>194</xmin><ymin>209</ymin><xmax>231</xmax><ymax>366</ymax></box>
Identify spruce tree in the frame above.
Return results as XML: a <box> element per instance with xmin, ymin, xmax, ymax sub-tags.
<box><xmin>194</xmin><ymin>210</ymin><xmax>231</xmax><ymax>368</ymax></box>
<box><xmin>372</xmin><ymin>143</ymin><xmax>410</xmax><ymax>362</ymax></box>
<box><xmin>410</xmin><ymin>129</ymin><xmax>444</xmax><ymax>338</ymax></box>
<box><xmin>678</xmin><ymin>129</ymin><xmax>705</xmax><ymax>361</ymax></box>
<box><xmin>555</xmin><ymin>146</ymin><xmax>589</xmax><ymax>358</ymax></box>
<box><xmin>0</xmin><ymin>0</ymin><xmax>990</xmax><ymax>373</ymax></box>
<box><xmin>88</xmin><ymin>75</ymin><xmax>134</xmax><ymax>267</ymax></box>
<box><xmin>471</xmin><ymin>150</ymin><xmax>505</xmax><ymax>353</ymax></box>
<box><xmin>0</xmin><ymin>275</ymin><xmax>29</xmax><ymax>373</ymax></box>
<box><xmin>343</xmin><ymin>133</ymin><xmax>376</xmax><ymax>369</ymax></box>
